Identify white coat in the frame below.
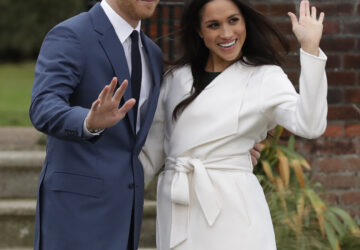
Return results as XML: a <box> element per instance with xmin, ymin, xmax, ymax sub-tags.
<box><xmin>140</xmin><ymin>49</ymin><xmax>328</xmax><ymax>250</ymax></box>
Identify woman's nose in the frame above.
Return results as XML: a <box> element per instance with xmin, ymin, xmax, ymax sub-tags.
<box><xmin>219</xmin><ymin>25</ymin><xmax>233</xmax><ymax>39</ymax></box>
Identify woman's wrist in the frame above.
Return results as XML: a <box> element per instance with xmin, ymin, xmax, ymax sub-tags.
<box><xmin>301</xmin><ymin>43</ymin><xmax>319</xmax><ymax>56</ymax></box>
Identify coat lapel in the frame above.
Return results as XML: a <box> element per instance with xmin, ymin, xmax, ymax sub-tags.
<box><xmin>169</xmin><ymin>62</ymin><xmax>255</xmax><ymax>156</ymax></box>
<box><xmin>89</xmin><ymin>3</ymin><xmax>136</xmax><ymax>135</ymax></box>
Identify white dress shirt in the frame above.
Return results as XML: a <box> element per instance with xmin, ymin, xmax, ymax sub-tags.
<box><xmin>84</xmin><ymin>0</ymin><xmax>153</xmax><ymax>136</ymax></box>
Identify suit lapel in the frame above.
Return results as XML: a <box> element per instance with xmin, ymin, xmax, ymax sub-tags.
<box><xmin>135</xmin><ymin>32</ymin><xmax>161</xmax><ymax>144</ymax></box>
<box><xmin>89</xmin><ymin>3</ymin><xmax>136</xmax><ymax>135</ymax></box>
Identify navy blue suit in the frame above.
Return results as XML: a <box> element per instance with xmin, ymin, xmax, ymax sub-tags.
<box><xmin>29</xmin><ymin>3</ymin><xmax>163</xmax><ymax>250</ymax></box>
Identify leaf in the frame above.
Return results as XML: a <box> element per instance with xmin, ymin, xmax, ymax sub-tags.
<box><xmin>275</xmin><ymin>126</ymin><xmax>283</xmax><ymax>140</ymax></box>
<box><xmin>275</xmin><ymin>145</ymin><xmax>311</xmax><ymax>171</ymax></box>
<box><xmin>277</xmin><ymin>149</ymin><xmax>290</xmax><ymax>187</ymax></box>
<box><xmin>305</xmin><ymin>188</ymin><xmax>327</xmax><ymax>236</ymax></box>
<box><xmin>262</xmin><ymin>160</ymin><xmax>275</xmax><ymax>184</ymax></box>
<box><xmin>324</xmin><ymin>220</ymin><xmax>341</xmax><ymax>250</ymax></box>
<box><xmin>288</xmin><ymin>135</ymin><xmax>295</xmax><ymax>151</ymax></box>
<box><xmin>275</xmin><ymin>176</ymin><xmax>285</xmax><ymax>192</ymax></box>
<box><xmin>325</xmin><ymin>210</ymin><xmax>346</xmax><ymax>238</ymax></box>
<box><xmin>300</xmin><ymin>158</ymin><xmax>311</xmax><ymax>170</ymax></box>
<box><xmin>290</xmin><ymin>159</ymin><xmax>306</xmax><ymax>188</ymax></box>
<box><xmin>329</xmin><ymin>207</ymin><xmax>360</xmax><ymax>236</ymax></box>
<box><xmin>296</xmin><ymin>194</ymin><xmax>305</xmax><ymax>235</ymax></box>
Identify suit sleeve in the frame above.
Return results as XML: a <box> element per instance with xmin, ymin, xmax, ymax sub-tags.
<box><xmin>29</xmin><ymin>25</ymin><xmax>89</xmax><ymax>141</ymax></box>
<box><xmin>139</xmin><ymin>75</ymin><xmax>168</xmax><ymax>184</ymax></box>
<box><xmin>259</xmin><ymin>49</ymin><xmax>328</xmax><ymax>139</ymax></box>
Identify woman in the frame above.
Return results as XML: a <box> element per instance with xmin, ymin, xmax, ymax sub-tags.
<box><xmin>140</xmin><ymin>0</ymin><xmax>327</xmax><ymax>249</ymax></box>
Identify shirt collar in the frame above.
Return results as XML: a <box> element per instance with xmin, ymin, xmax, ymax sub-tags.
<box><xmin>101</xmin><ymin>0</ymin><xmax>142</xmax><ymax>44</ymax></box>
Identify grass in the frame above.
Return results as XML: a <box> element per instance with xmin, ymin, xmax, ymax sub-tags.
<box><xmin>0</xmin><ymin>61</ymin><xmax>35</xmax><ymax>126</ymax></box>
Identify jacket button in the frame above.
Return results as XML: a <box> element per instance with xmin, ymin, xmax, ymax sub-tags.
<box><xmin>128</xmin><ymin>183</ymin><xmax>135</xmax><ymax>189</ymax></box>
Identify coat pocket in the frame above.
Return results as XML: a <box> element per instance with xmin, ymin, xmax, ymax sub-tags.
<box><xmin>48</xmin><ymin>171</ymin><xmax>104</xmax><ymax>198</ymax></box>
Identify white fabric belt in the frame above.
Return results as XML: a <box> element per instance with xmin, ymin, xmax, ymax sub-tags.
<box><xmin>164</xmin><ymin>154</ymin><xmax>253</xmax><ymax>248</ymax></box>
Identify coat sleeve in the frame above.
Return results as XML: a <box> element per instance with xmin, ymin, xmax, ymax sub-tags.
<box><xmin>259</xmin><ymin>49</ymin><xmax>328</xmax><ymax>139</ymax></box>
<box><xmin>29</xmin><ymin>25</ymin><xmax>89</xmax><ymax>141</ymax></box>
<box><xmin>139</xmin><ymin>75</ymin><xmax>168</xmax><ymax>183</ymax></box>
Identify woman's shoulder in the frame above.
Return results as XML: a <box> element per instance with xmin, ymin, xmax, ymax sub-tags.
<box><xmin>250</xmin><ymin>63</ymin><xmax>284</xmax><ymax>75</ymax></box>
<box><xmin>161</xmin><ymin>64</ymin><xmax>192</xmax><ymax>95</ymax></box>
<box><xmin>164</xmin><ymin>64</ymin><xmax>191</xmax><ymax>80</ymax></box>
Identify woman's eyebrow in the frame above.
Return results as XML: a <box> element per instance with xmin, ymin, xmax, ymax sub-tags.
<box><xmin>203</xmin><ymin>13</ymin><xmax>242</xmax><ymax>24</ymax></box>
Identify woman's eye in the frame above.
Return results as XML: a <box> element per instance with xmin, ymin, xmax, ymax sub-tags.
<box><xmin>229</xmin><ymin>18</ymin><xmax>239</xmax><ymax>24</ymax></box>
<box><xmin>207</xmin><ymin>23</ymin><xmax>219</xmax><ymax>29</ymax></box>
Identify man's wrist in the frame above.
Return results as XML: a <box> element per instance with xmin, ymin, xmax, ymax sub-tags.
<box><xmin>84</xmin><ymin>118</ymin><xmax>104</xmax><ymax>135</ymax></box>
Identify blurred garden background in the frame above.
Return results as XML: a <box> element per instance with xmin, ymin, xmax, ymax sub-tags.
<box><xmin>0</xmin><ymin>0</ymin><xmax>359</xmax><ymax>249</ymax></box>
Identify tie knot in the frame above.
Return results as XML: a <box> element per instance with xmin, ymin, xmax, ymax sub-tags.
<box><xmin>130</xmin><ymin>30</ymin><xmax>139</xmax><ymax>43</ymax></box>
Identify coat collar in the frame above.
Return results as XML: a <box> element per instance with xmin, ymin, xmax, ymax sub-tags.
<box><xmin>169</xmin><ymin>62</ymin><xmax>255</xmax><ymax>156</ymax></box>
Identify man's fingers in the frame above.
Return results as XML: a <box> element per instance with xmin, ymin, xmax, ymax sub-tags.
<box><xmin>98</xmin><ymin>85</ymin><xmax>109</xmax><ymax>104</ymax></box>
<box><xmin>113</xmin><ymin>80</ymin><xmax>128</xmax><ymax>103</ymax></box>
<box><xmin>107</xmin><ymin>77</ymin><xmax>118</xmax><ymax>100</ymax></box>
<box><xmin>91</xmin><ymin>99</ymin><xmax>101</xmax><ymax>112</ymax></box>
<box><xmin>118</xmin><ymin>98</ymin><xmax>136</xmax><ymax>117</ymax></box>
<box><xmin>318</xmin><ymin>12</ymin><xmax>325</xmax><ymax>23</ymax></box>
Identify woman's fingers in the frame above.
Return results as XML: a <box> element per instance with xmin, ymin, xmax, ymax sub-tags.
<box><xmin>311</xmin><ymin>6</ymin><xmax>317</xmax><ymax>19</ymax></box>
<box><xmin>288</xmin><ymin>12</ymin><xmax>298</xmax><ymax>28</ymax></box>
<box><xmin>319</xmin><ymin>12</ymin><xmax>325</xmax><ymax>23</ymax></box>
<box><xmin>305</xmin><ymin>0</ymin><xmax>310</xmax><ymax>17</ymax></box>
<box><xmin>299</xmin><ymin>0</ymin><xmax>306</xmax><ymax>18</ymax></box>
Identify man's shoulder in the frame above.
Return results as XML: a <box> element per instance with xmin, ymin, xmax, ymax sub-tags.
<box><xmin>55</xmin><ymin>12</ymin><xmax>91</xmax><ymax>32</ymax></box>
<box><xmin>142</xmin><ymin>34</ymin><xmax>162</xmax><ymax>54</ymax></box>
<box><xmin>43</xmin><ymin>11</ymin><xmax>94</xmax><ymax>44</ymax></box>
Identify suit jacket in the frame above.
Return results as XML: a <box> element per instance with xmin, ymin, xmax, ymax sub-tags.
<box><xmin>29</xmin><ymin>3</ymin><xmax>163</xmax><ymax>250</ymax></box>
<box><xmin>140</xmin><ymin>49</ymin><xmax>327</xmax><ymax>249</ymax></box>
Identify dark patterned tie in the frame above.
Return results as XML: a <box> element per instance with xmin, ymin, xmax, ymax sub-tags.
<box><xmin>130</xmin><ymin>30</ymin><xmax>142</xmax><ymax>126</ymax></box>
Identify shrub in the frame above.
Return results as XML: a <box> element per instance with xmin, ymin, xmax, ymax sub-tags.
<box><xmin>0</xmin><ymin>0</ymin><xmax>86</xmax><ymax>61</ymax></box>
<box><xmin>255</xmin><ymin>126</ymin><xmax>360</xmax><ymax>250</ymax></box>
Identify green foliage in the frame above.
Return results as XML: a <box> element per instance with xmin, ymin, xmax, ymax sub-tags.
<box><xmin>0</xmin><ymin>61</ymin><xmax>35</xmax><ymax>126</ymax></box>
<box><xmin>0</xmin><ymin>0</ymin><xmax>86</xmax><ymax>61</ymax></box>
<box><xmin>255</xmin><ymin>126</ymin><xmax>360</xmax><ymax>250</ymax></box>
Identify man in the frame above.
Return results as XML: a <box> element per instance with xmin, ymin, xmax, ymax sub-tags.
<box><xmin>30</xmin><ymin>0</ymin><xmax>161</xmax><ymax>249</ymax></box>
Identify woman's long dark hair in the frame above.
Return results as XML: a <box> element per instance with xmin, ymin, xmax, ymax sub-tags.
<box><xmin>172</xmin><ymin>0</ymin><xmax>290</xmax><ymax>120</ymax></box>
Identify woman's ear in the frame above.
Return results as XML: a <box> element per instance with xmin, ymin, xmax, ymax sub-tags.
<box><xmin>197</xmin><ymin>30</ymin><xmax>203</xmax><ymax>39</ymax></box>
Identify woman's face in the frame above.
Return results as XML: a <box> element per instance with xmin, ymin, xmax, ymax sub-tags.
<box><xmin>198</xmin><ymin>0</ymin><xmax>246</xmax><ymax>72</ymax></box>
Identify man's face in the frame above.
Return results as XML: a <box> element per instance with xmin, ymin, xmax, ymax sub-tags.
<box><xmin>110</xmin><ymin>0</ymin><xmax>159</xmax><ymax>26</ymax></box>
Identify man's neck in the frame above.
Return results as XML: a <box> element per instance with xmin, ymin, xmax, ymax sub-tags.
<box><xmin>105</xmin><ymin>0</ymin><xmax>140</xmax><ymax>28</ymax></box>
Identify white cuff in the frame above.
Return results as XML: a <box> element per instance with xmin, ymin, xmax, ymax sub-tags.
<box><xmin>300</xmin><ymin>48</ymin><xmax>327</xmax><ymax>61</ymax></box>
<box><xmin>83</xmin><ymin>119</ymin><xmax>104</xmax><ymax>138</ymax></box>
